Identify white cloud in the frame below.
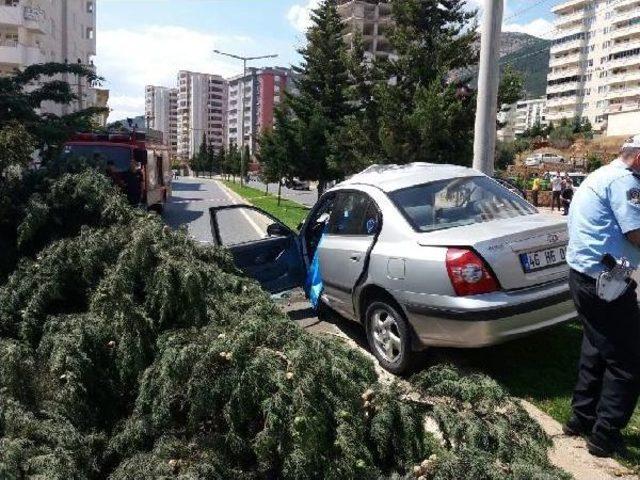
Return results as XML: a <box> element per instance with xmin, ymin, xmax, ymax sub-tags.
<box><xmin>466</xmin><ymin>0</ymin><xmax>511</xmax><ymax>15</ymax></box>
<box><xmin>95</xmin><ymin>25</ymin><xmax>254</xmax><ymax>121</ymax></box>
<box><xmin>503</xmin><ymin>18</ymin><xmax>554</xmax><ymax>40</ymax></box>
<box><xmin>287</xmin><ymin>0</ymin><xmax>321</xmax><ymax>33</ymax></box>
<box><xmin>107</xmin><ymin>95</ymin><xmax>145</xmax><ymax>122</ymax></box>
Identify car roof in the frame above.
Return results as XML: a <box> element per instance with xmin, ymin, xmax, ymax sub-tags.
<box><xmin>333</xmin><ymin>162</ymin><xmax>482</xmax><ymax>193</ymax></box>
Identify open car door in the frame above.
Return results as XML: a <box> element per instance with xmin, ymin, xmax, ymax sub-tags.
<box><xmin>209</xmin><ymin>205</ymin><xmax>306</xmax><ymax>294</ymax></box>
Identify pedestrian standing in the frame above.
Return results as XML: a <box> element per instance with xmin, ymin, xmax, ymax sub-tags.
<box><xmin>562</xmin><ymin>178</ymin><xmax>574</xmax><ymax>216</ymax></box>
<box><xmin>531</xmin><ymin>173</ymin><xmax>541</xmax><ymax>207</ymax></box>
<box><xmin>564</xmin><ymin>134</ymin><xmax>640</xmax><ymax>458</ymax></box>
<box><xmin>551</xmin><ymin>175</ymin><xmax>562</xmax><ymax>211</ymax></box>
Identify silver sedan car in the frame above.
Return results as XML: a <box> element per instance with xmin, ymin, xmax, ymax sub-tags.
<box><xmin>210</xmin><ymin>163</ymin><xmax>576</xmax><ymax>373</ymax></box>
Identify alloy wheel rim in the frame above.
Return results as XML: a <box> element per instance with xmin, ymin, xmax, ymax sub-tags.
<box><xmin>371</xmin><ymin>308</ymin><xmax>402</xmax><ymax>363</ymax></box>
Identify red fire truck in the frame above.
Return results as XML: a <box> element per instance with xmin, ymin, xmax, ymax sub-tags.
<box><xmin>61</xmin><ymin>130</ymin><xmax>172</xmax><ymax>212</ymax></box>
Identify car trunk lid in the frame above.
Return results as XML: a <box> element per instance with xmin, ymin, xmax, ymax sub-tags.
<box><xmin>417</xmin><ymin>214</ymin><xmax>568</xmax><ymax>290</ymax></box>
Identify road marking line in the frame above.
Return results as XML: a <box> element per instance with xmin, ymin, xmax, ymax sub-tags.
<box><xmin>216</xmin><ymin>180</ymin><xmax>265</xmax><ymax>239</ymax></box>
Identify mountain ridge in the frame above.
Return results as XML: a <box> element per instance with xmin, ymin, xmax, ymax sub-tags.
<box><xmin>498</xmin><ymin>32</ymin><xmax>550</xmax><ymax>99</ymax></box>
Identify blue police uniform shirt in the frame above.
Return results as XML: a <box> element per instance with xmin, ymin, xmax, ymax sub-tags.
<box><xmin>567</xmin><ymin>158</ymin><xmax>640</xmax><ymax>278</ymax></box>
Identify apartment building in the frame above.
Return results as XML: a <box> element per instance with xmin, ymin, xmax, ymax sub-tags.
<box><xmin>337</xmin><ymin>0</ymin><xmax>394</xmax><ymax>60</ymax></box>
<box><xmin>176</xmin><ymin>70</ymin><xmax>227</xmax><ymax>162</ymax></box>
<box><xmin>515</xmin><ymin>98</ymin><xmax>547</xmax><ymax>133</ymax></box>
<box><xmin>145</xmin><ymin>85</ymin><xmax>178</xmax><ymax>157</ymax></box>
<box><xmin>497</xmin><ymin>98</ymin><xmax>547</xmax><ymax>141</ymax></box>
<box><xmin>226</xmin><ymin>67</ymin><xmax>292</xmax><ymax>154</ymax></box>
<box><xmin>0</xmin><ymin>0</ymin><xmax>102</xmax><ymax>115</ymax></box>
<box><xmin>547</xmin><ymin>0</ymin><xmax>640</xmax><ymax>136</ymax></box>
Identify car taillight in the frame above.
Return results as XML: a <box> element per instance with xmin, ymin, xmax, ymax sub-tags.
<box><xmin>445</xmin><ymin>248</ymin><xmax>500</xmax><ymax>296</ymax></box>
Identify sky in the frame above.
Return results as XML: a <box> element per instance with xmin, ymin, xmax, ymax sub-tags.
<box><xmin>96</xmin><ymin>0</ymin><xmax>560</xmax><ymax>121</ymax></box>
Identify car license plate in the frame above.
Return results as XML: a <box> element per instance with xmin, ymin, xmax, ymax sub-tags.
<box><xmin>520</xmin><ymin>246</ymin><xmax>566</xmax><ymax>273</ymax></box>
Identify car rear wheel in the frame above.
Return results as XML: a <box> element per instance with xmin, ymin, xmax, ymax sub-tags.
<box><xmin>365</xmin><ymin>301</ymin><xmax>411</xmax><ymax>375</ymax></box>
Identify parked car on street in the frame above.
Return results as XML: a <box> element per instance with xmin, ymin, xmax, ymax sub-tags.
<box><xmin>525</xmin><ymin>153</ymin><xmax>565</xmax><ymax>167</ymax></box>
<box><xmin>282</xmin><ymin>177</ymin><xmax>311</xmax><ymax>190</ymax></box>
<box><xmin>211</xmin><ymin>163</ymin><xmax>575</xmax><ymax>373</ymax></box>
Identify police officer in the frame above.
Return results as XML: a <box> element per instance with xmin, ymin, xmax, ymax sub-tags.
<box><xmin>565</xmin><ymin>135</ymin><xmax>640</xmax><ymax>457</ymax></box>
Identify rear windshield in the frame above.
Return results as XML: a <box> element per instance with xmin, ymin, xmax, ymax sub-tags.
<box><xmin>61</xmin><ymin>145</ymin><xmax>132</xmax><ymax>172</ymax></box>
<box><xmin>389</xmin><ymin>176</ymin><xmax>537</xmax><ymax>233</ymax></box>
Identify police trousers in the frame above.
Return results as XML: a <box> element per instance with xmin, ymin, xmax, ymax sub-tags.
<box><xmin>569</xmin><ymin>269</ymin><xmax>640</xmax><ymax>438</ymax></box>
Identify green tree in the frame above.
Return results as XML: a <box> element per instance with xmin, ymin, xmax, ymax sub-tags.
<box><xmin>527</xmin><ymin>121</ymin><xmax>545</xmax><ymax>138</ymax></box>
<box><xmin>586</xmin><ymin>152</ymin><xmax>603</xmax><ymax>172</ymax></box>
<box><xmin>545</xmin><ymin>121</ymin><xmax>555</xmax><ymax>137</ymax></box>
<box><xmin>349</xmin><ymin>0</ymin><xmax>477</xmax><ymax>166</ymax></box>
<box><xmin>498</xmin><ymin>64</ymin><xmax>525</xmax><ymax>107</ymax></box>
<box><xmin>288</xmin><ymin>0</ymin><xmax>353</xmax><ymax>198</ymax></box>
<box><xmin>243</xmin><ymin>145</ymin><xmax>251</xmax><ymax>181</ymax></box>
<box><xmin>0</xmin><ymin>62</ymin><xmax>106</xmax><ymax>162</ymax></box>
<box><xmin>258</xmin><ymin>107</ymin><xmax>298</xmax><ymax>205</ymax></box>
<box><xmin>217</xmin><ymin>146</ymin><xmax>226</xmax><ymax>179</ymax></box>
<box><xmin>495</xmin><ymin>140</ymin><xmax>516</xmax><ymax>171</ymax></box>
<box><xmin>549</xmin><ymin>119</ymin><xmax>574</xmax><ymax>149</ymax></box>
<box><xmin>226</xmin><ymin>143</ymin><xmax>241</xmax><ymax>181</ymax></box>
<box><xmin>336</xmin><ymin>34</ymin><xmax>387</xmax><ymax>175</ymax></box>
<box><xmin>190</xmin><ymin>133</ymin><xmax>209</xmax><ymax>177</ymax></box>
<box><xmin>0</xmin><ymin>122</ymin><xmax>36</xmax><ymax>174</ymax></box>
<box><xmin>207</xmin><ymin>145</ymin><xmax>219</xmax><ymax>176</ymax></box>
<box><xmin>581</xmin><ymin>118</ymin><xmax>593</xmax><ymax>140</ymax></box>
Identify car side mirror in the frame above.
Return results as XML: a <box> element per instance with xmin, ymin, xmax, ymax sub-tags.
<box><xmin>267</xmin><ymin>223</ymin><xmax>289</xmax><ymax>237</ymax></box>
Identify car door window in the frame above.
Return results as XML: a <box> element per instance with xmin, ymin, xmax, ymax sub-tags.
<box><xmin>305</xmin><ymin>194</ymin><xmax>336</xmax><ymax>259</ymax></box>
<box><xmin>214</xmin><ymin>207</ymin><xmax>289</xmax><ymax>246</ymax></box>
<box><xmin>328</xmin><ymin>192</ymin><xmax>378</xmax><ymax>236</ymax></box>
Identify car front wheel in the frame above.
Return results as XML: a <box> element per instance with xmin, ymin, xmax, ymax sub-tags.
<box><xmin>365</xmin><ymin>301</ymin><xmax>411</xmax><ymax>374</ymax></box>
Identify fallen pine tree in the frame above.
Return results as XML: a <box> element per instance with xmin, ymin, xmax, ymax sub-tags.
<box><xmin>0</xmin><ymin>170</ymin><xmax>570</xmax><ymax>479</ymax></box>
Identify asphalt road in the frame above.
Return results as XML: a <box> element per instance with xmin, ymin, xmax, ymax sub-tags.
<box><xmin>163</xmin><ymin>176</ymin><xmax>270</xmax><ymax>245</ymax></box>
<box><xmin>245</xmin><ymin>178</ymin><xmax>319</xmax><ymax>207</ymax></box>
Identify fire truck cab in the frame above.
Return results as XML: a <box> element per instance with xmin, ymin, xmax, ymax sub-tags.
<box><xmin>61</xmin><ymin>130</ymin><xmax>172</xmax><ymax>212</ymax></box>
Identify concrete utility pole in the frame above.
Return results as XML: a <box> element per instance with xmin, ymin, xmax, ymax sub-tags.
<box><xmin>213</xmin><ymin>50</ymin><xmax>278</xmax><ymax>187</ymax></box>
<box><xmin>473</xmin><ymin>0</ymin><xmax>504</xmax><ymax>176</ymax></box>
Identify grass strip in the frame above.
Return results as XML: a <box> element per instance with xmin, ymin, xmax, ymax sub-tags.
<box><xmin>222</xmin><ymin>180</ymin><xmax>310</xmax><ymax>230</ymax></box>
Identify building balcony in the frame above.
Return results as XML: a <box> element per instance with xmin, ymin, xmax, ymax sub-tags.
<box><xmin>610</xmin><ymin>21</ymin><xmax>640</xmax><ymax>40</ymax></box>
<box><xmin>613</xmin><ymin>0</ymin><xmax>640</xmax><ymax>11</ymax></box>
<box><xmin>609</xmin><ymin>69</ymin><xmax>640</xmax><ymax>84</ymax></box>
<box><xmin>0</xmin><ymin>5</ymin><xmax>46</xmax><ymax>34</ymax></box>
<box><xmin>0</xmin><ymin>4</ymin><xmax>21</xmax><ymax>27</ymax></box>
<box><xmin>549</xmin><ymin>52</ymin><xmax>583</xmax><ymax>68</ymax></box>
<box><xmin>554</xmin><ymin>9</ymin><xmax>589</xmax><ymax>29</ymax></box>
<box><xmin>0</xmin><ymin>43</ymin><xmax>45</xmax><ymax>66</ymax></box>
<box><xmin>547</xmin><ymin>81</ymin><xmax>580</xmax><ymax>94</ymax></box>
<box><xmin>607</xmin><ymin>53</ymin><xmax>640</xmax><ymax>69</ymax></box>
<box><xmin>606</xmin><ymin>85</ymin><xmax>640</xmax><ymax>100</ymax></box>
<box><xmin>609</xmin><ymin>38</ymin><xmax>640</xmax><ymax>55</ymax></box>
<box><xmin>612</xmin><ymin>8</ymin><xmax>640</xmax><ymax>26</ymax></box>
<box><xmin>552</xmin><ymin>0</ymin><xmax>590</xmax><ymax>15</ymax></box>
<box><xmin>546</xmin><ymin>110</ymin><xmax>576</xmax><ymax>122</ymax></box>
<box><xmin>546</xmin><ymin>95</ymin><xmax>579</xmax><ymax>107</ymax></box>
<box><xmin>606</xmin><ymin>101</ymin><xmax>640</xmax><ymax>113</ymax></box>
<box><xmin>550</xmin><ymin>38</ymin><xmax>586</xmax><ymax>55</ymax></box>
<box><xmin>547</xmin><ymin>67</ymin><xmax>581</xmax><ymax>80</ymax></box>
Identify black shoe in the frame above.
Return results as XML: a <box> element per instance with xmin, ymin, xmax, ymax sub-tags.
<box><xmin>587</xmin><ymin>431</ymin><xmax>626</xmax><ymax>458</ymax></box>
<box><xmin>562</xmin><ymin>416</ymin><xmax>592</xmax><ymax>437</ymax></box>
